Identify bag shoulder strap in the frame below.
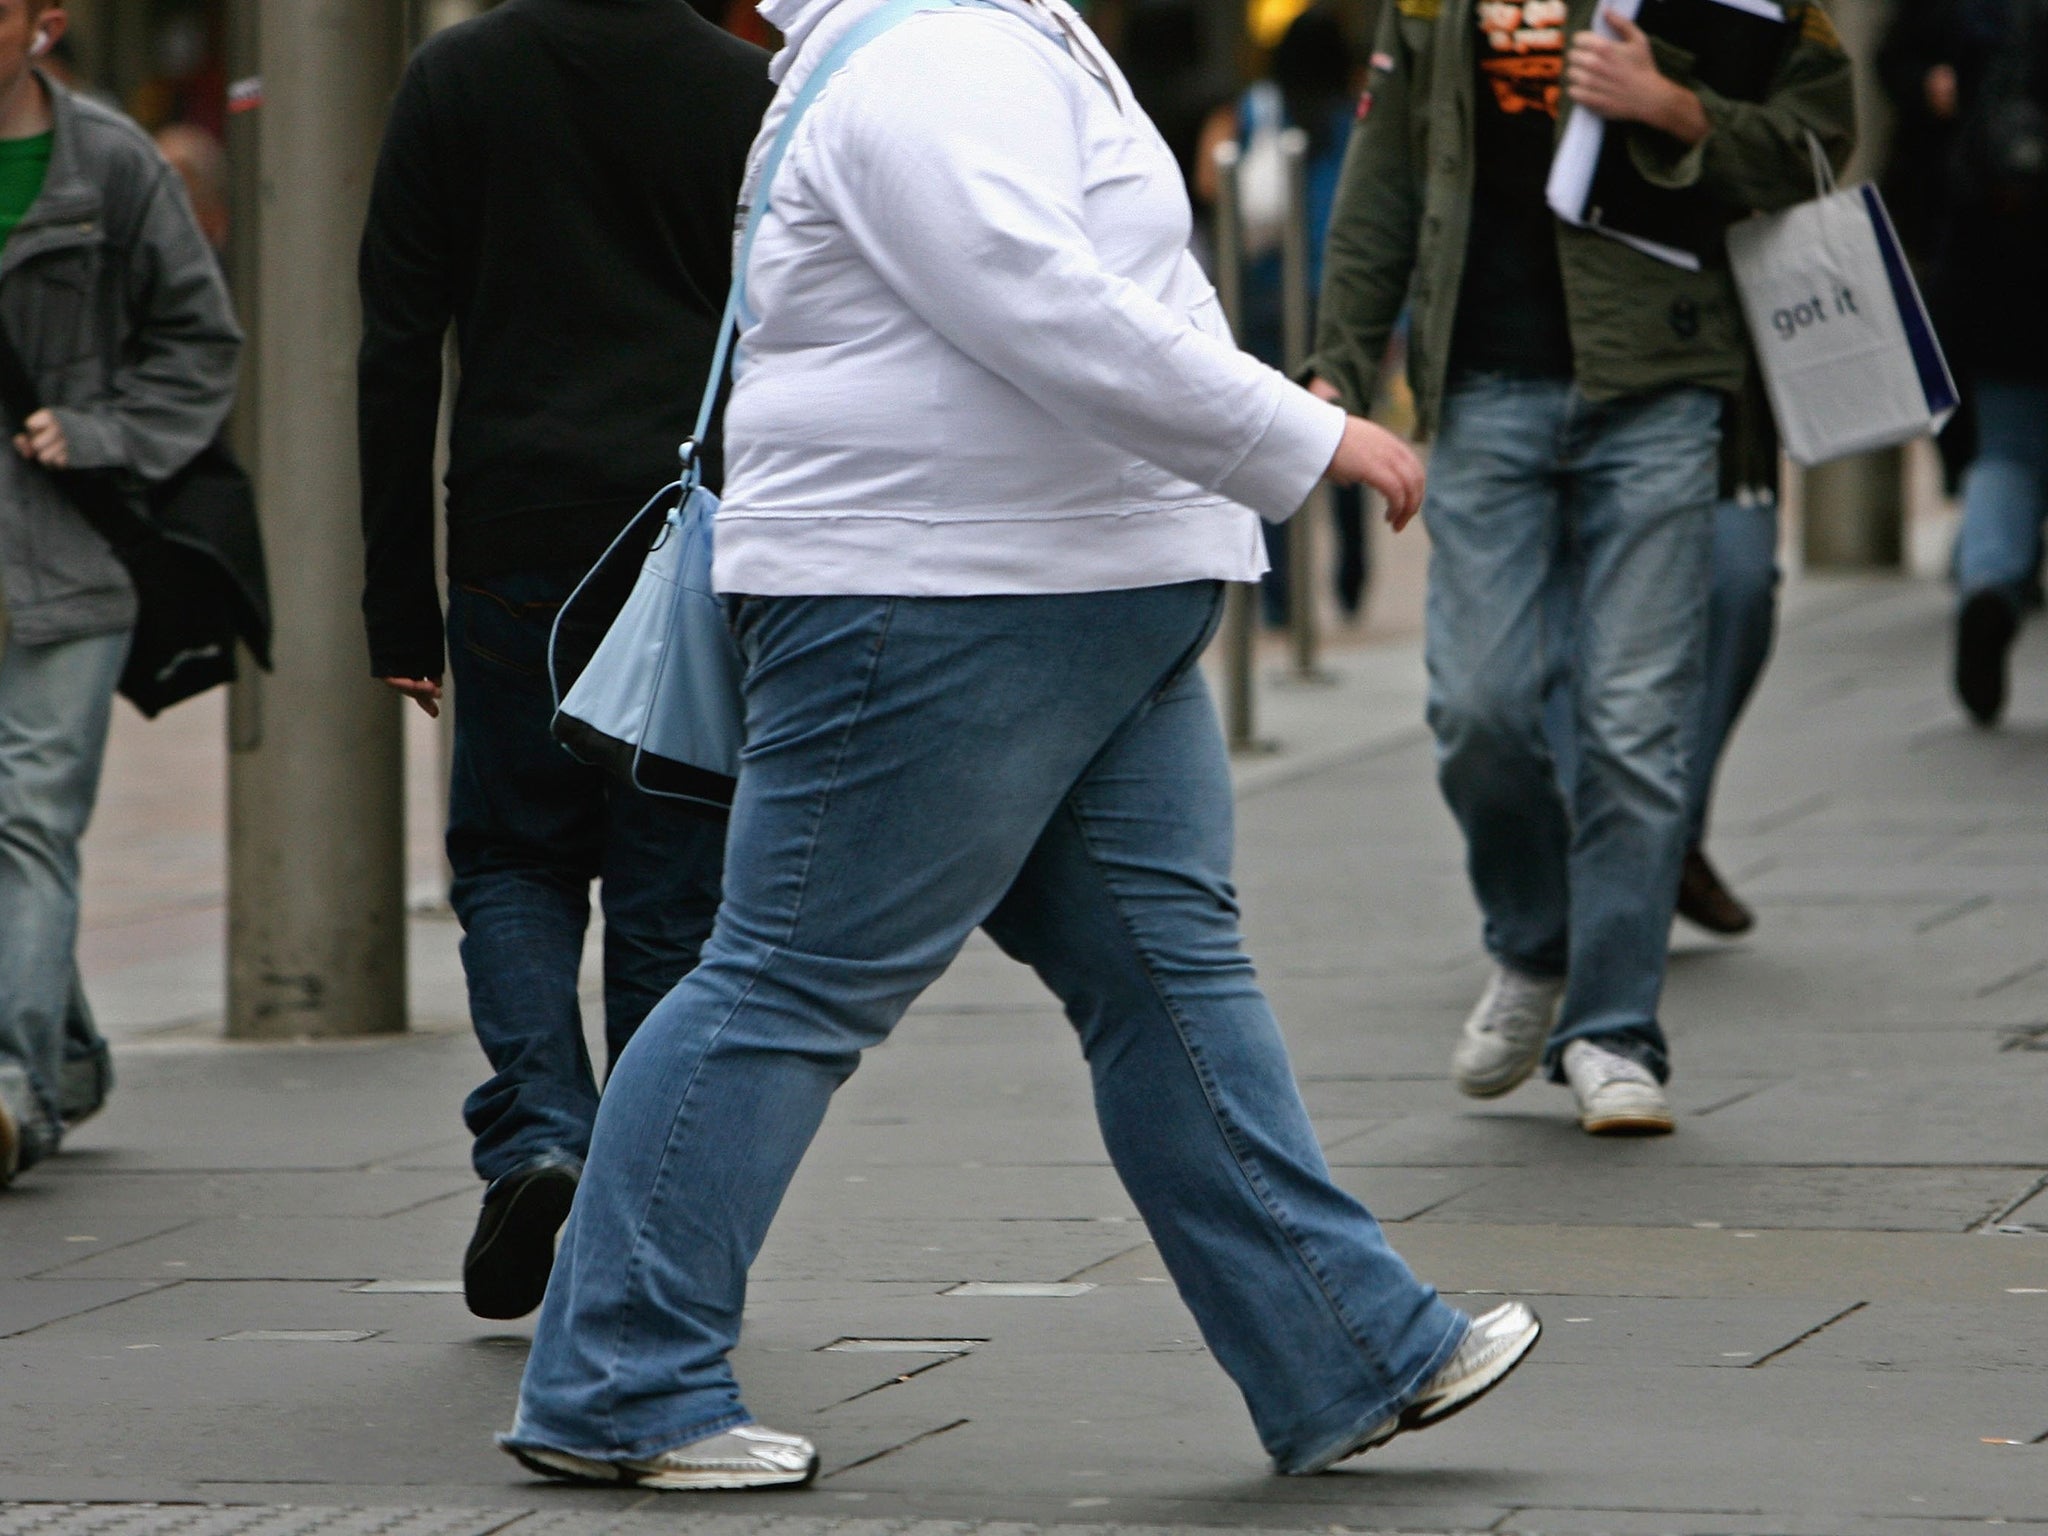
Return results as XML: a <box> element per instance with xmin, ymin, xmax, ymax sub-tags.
<box><xmin>0</xmin><ymin>314</ymin><xmax>44</xmax><ymax>432</ymax></box>
<box><xmin>683</xmin><ymin>0</ymin><xmax>989</xmax><ymax>477</ymax></box>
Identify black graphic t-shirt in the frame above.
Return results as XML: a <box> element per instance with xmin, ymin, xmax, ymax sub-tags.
<box><xmin>1448</xmin><ymin>0</ymin><xmax>1576</xmax><ymax>379</ymax></box>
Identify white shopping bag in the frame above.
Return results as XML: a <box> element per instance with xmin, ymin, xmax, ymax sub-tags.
<box><xmin>1727</xmin><ymin>150</ymin><xmax>1958</xmax><ymax>468</ymax></box>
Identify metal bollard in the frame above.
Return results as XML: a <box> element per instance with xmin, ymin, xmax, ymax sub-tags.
<box><xmin>1210</xmin><ymin>139</ymin><xmax>1262</xmax><ymax>754</ymax></box>
<box><xmin>1277</xmin><ymin>128</ymin><xmax>1332</xmax><ymax>685</ymax></box>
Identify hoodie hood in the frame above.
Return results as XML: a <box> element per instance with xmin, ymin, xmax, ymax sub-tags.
<box><xmin>755</xmin><ymin>0</ymin><xmax>849</xmax><ymax>82</ymax></box>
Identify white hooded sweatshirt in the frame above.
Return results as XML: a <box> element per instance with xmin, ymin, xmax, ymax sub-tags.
<box><xmin>713</xmin><ymin>0</ymin><xmax>1348</xmax><ymax>597</ymax></box>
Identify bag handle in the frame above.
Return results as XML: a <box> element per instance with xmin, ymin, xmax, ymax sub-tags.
<box><xmin>1805</xmin><ymin>129</ymin><xmax>1838</xmax><ymax>199</ymax></box>
<box><xmin>681</xmin><ymin>0</ymin><xmax>983</xmax><ymax>485</ymax></box>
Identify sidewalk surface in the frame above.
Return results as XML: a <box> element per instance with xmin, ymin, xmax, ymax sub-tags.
<box><xmin>4</xmin><ymin>574</ymin><xmax>2047</xmax><ymax>1536</ymax></box>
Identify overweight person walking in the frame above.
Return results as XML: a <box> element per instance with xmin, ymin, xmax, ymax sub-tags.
<box><xmin>501</xmin><ymin>0</ymin><xmax>1539</xmax><ymax>1490</ymax></box>
<box><xmin>357</xmin><ymin>0</ymin><xmax>771</xmax><ymax>1320</ymax></box>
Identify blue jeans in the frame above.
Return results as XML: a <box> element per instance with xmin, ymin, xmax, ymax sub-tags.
<box><xmin>446</xmin><ymin>571</ymin><xmax>726</xmax><ymax>1187</ymax></box>
<box><xmin>1424</xmin><ymin>377</ymin><xmax>1718</xmax><ymax>1082</ymax></box>
<box><xmin>508</xmin><ymin>582</ymin><xmax>1466</xmax><ymax>1472</ymax></box>
<box><xmin>1688</xmin><ymin>494</ymin><xmax>1779</xmax><ymax>844</ymax></box>
<box><xmin>1955</xmin><ymin>380</ymin><xmax>2048</xmax><ymax>618</ymax></box>
<box><xmin>1548</xmin><ymin>493</ymin><xmax>1781</xmax><ymax>845</ymax></box>
<box><xmin>0</xmin><ymin>629</ymin><xmax>129</xmax><ymax>1167</ymax></box>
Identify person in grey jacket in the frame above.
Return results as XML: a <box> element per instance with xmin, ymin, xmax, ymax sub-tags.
<box><xmin>0</xmin><ymin>0</ymin><xmax>240</xmax><ymax>1186</ymax></box>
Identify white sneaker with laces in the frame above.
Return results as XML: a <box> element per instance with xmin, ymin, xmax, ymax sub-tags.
<box><xmin>1292</xmin><ymin>1300</ymin><xmax>1542</xmax><ymax>1473</ymax></box>
<box><xmin>1562</xmin><ymin>1038</ymin><xmax>1674</xmax><ymax>1136</ymax></box>
<box><xmin>1451</xmin><ymin>966</ymin><xmax>1565</xmax><ymax>1098</ymax></box>
<box><xmin>504</xmin><ymin>1423</ymin><xmax>819</xmax><ymax>1491</ymax></box>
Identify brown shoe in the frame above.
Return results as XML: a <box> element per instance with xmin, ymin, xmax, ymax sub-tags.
<box><xmin>1676</xmin><ymin>846</ymin><xmax>1753</xmax><ymax>936</ymax></box>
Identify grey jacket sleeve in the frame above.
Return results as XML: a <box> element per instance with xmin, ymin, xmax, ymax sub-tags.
<box><xmin>52</xmin><ymin>165</ymin><xmax>241</xmax><ymax>480</ymax></box>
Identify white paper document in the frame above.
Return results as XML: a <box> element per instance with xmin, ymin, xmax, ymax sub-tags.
<box><xmin>1544</xmin><ymin>0</ymin><xmax>1787</xmax><ymax>271</ymax></box>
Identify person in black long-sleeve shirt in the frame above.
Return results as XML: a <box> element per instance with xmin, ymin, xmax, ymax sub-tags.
<box><xmin>357</xmin><ymin>0</ymin><xmax>772</xmax><ymax>1322</ymax></box>
<box><xmin>1879</xmin><ymin>0</ymin><xmax>2048</xmax><ymax>725</ymax></box>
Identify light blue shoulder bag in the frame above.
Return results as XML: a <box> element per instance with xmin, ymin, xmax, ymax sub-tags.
<box><xmin>549</xmin><ymin>0</ymin><xmax>982</xmax><ymax>813</ymax></box>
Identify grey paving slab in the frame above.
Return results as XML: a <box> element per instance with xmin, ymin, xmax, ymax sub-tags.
<box><xmin>0</xmin><ymin>1280</ymin><xmax>163</xmax><ymax>1337</ymax></box>
<box><xmin>36</xmin><ymin>1211</ymin><xmax>473</xmax><ymax>1284</ymax></box>
<box><xmin>0</xmin><ymin>1510</ymin><xmax>526</xmax><ymax>1536</ymax></box>
<box><xmin>781</xmin><ymin>1168</ymin><xmax>1138</xmax><ymax>1225</ymax></box>
<box><xmin>0</xmin><ymin>1203</ymin><xmax>195</xmax><ymax>1280</ymax></box>
<box><xmin>1758</xmin><ymin>1296</ymin><xmax>2048</xmax><ymax>1375</ymax></box>
<box><xmin>59</xmin><ymin>1038</ymin><xmax>484</xmax><ymax>1173</ymax></box>
<box><xmin>1415</xmin><ymin>1163</ymin><xmax>2038</xmax><ymax>1232</ymax></box>
<box><xmin>1327</xmin><ymin>1167</ymin><xmax>1499</xmax><ymax>1222</ymax></box>
<box><xmin>751</xmin><ymin>1218</ymin><xmax>1149</xmax><ymax>1285</ymax></box>
<box><xmin>1474</xmin><ymin>1294</ymin><xmax>1857</xmax><ymax>1370</ymax></box>
<box><xmin>22</xmin><ymin>1170</ymin><xmax>477</xmax><ymax>1221</ymax></box>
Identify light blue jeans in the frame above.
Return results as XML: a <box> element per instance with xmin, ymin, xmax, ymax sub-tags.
<box><xmin>1423</xmin><ymin>377</ymin><xmax>1718</xmax><ymax>1082</ymax></box>
<box><xmin>1548</xmin><ymin>493</ymin><xmax>1782</xmax><ymax>846</ymax></box>
<box><xmin>1955</xmin><ymin>380</ymin><xmax>2048</xmax><ymax>618</ymax></box>
<box><xmin>0</xmin><ymin>629</ymin><xmax>130</xmax><ymax>1169</ymax></box>
<box><xmin>508</xmin><ymin>583</ymin><xmax>1466</xmax><ymax>1473</ymax></box>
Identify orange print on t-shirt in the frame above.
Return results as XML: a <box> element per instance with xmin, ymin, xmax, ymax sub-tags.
<box><xmin>1476</xmin><ymin>0</ymin><xmax>1566</xmax><ymax>117</ymax></box>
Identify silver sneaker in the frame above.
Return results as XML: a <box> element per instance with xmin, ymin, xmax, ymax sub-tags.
<box><xmin>1451</xmin><ymin>966</ymin><xmax>1564</xmax><ymax>1098</ymax></box>
<box><xmin>1562</xmin><ymin>1039</ymin><xmax>1674</xmax><ymax>1136</ymax></box>
<box><xmin>504</xmin><ymin>1423</ymin><xmax>819</xmax><ymax>1491</ymax></box>
<box><xmin>1294</xmin><ymin>1301</ymin><xmax>1542</xmax><ymax>1473</ymax></box>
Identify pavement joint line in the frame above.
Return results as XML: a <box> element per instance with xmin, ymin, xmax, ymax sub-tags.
<box><xmin>1743</xmin><ymin>1299</ymin><xmax>1867</xmax><ymax>1369</ymax></box>
<box><xmin>816</xmin><ymin>1418</ymin><xmax>971</xmax><ymax>1480</ymax></box>
<box><xmin>821</xmin><ymin>1351</ymin><xmax>974</xmax><ymax>1410</ymax></box>
<box><xmin>1730</xmin><ymin>792</ymin><xmax>1832</xmax><ymax>836</ymax></box>
<box><xmin>1978</xmin><ymin>959</ymin><xmax>2048</xmax><ymax>999</ymax></box>
<box><xmin>1687</xmin><ymin>1086</ymin><xmax>1769</xmax><ymax>1117</ymax></box>
<box><xmin>1999</xmin><ymin>1023</ymin><xmax>2048</xmax><ymax>1052</ymax></box>
<box><xmin>1975</xmin><ymin>1171</ymin><xmax>2048</xmax><ymax>1232</ymax></box>
<box><xmin>1912</xmin><ymin>894</ymin><xmax>1996</xmax><ymax>935</ymax></box>
<box><xmin>0</xmin><ymin>1280</ymin><xmax>179</xmax><ymax>1342</ymax></box>
<box><xmin>25</xmin><ymin>1218</ymin><xmax>206</xmax><ymax>1282</ymax></box>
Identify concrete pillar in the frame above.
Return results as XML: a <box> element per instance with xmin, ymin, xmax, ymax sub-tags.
<box><xmin>1796</xmin><ymin>0</ymin><xmax>1906</xmax><ymax>570</ymax></box>
<box><xmin>224</xmin><ymin>0</ymin><xmax>409</xmax><ymax>1039</ymax></box>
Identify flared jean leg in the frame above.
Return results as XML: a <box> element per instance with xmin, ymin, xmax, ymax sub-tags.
<box><xmin>983</xmin><ymin>666</ymin><xmax>1465</xmax><ymax>1472</ymax></box>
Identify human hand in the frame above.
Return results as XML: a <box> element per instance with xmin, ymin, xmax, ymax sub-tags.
<box><xmin>1568</xmin><ymin>9</ymin><xmax>1709</xmax><ymax>145</ymax></box>
<box><xmin>381</xmin><ymin>677</ymin><xmax>443</xmax><ymax>719</ymax></box>
<box><xmin>1327</xmin><ymin>414</ymin><xmax>1425</xmax><ymax>531</ymax></box>
<box><xmin>11</xmin><ymin>409</ymin><xmax>68</xmax><ymax>469</ymax></box>
<box><xmin>1925</xmin><ymin>64</ymin><xmax>1958</xmax><ymax>121</ymax></box>
<box><xmin>1308</xmin><ymin>376</ymin><xmax>1343</xmax><ymax>405</ymax></box>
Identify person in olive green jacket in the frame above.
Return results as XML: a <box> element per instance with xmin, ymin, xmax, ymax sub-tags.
<box><xmin>1306</xmin><ymin>0</ymin><xmax>1853</xmax><ymax>1135</ymax></box>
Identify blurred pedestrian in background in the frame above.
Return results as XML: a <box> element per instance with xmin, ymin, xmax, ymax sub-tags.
<box><xmin>0</xmin><ymin>0</ymin><xmax>238</xmax><ymax>1185</ymax></box>
<box><xmin>1197</xmin><ymin>2</ymin><xmax>1375</xmax><ymax>627</ymax></box>
<box><xmin>152</xmin><ymin>122</ymin><xmax>227</xmax><ymax>258</ymax></box>
<box><xmin>356</xmin><ymin>0</ymin><xmax>771</xmax><ymax>1320</ymax></box>
<box><xmin>503</xmin><ymin>0</ymin><xmax>1538</xmax><ymax>1491</ymax></box>
<box><xmin>1309</xmin><ymin>0</ymin><xmax>1853</xmax><ymax>1134</ymax></box>
<box><xmin>1882</xmin><ymin>0</ymin><xmax>2048</xmax><ymax>727</ymax></box>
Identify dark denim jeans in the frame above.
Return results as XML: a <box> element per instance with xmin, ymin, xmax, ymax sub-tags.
<box><xmin>446</xmin><ymin>570</ymin><xmax>725</xmax><ymax>1187</ymax></box>
<box><xmin>507</xmin><ymin>582</ymin><xmax>1465</xmax><ymax>1473</ymax></box>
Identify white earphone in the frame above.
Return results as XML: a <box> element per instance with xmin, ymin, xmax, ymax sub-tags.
<box><xmin>29</xmin><ymin>30</ymin><xmax>53</xmax><ymax>58</ymax></box>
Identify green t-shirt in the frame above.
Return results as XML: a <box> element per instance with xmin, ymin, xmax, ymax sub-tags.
<box><xmin>0</xmin><ymin>130</ymin><xmax>54</xmax><ymax>251</ymax></box>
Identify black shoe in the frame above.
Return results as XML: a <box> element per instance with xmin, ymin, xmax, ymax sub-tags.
<box><xmin>1676</xmin><ymin>846</ymin><xmax>1754</xmax><ymax>936</ymax></box>
<box><xmin>1956</xmin><ymin>590</ymin><xmax>2019</xmax><ymax>727</ymax></box>
<box><xmin>464</xmin><ymin>1160</ymin><xmax>580</xmax><ymax>1320</ymax></box>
